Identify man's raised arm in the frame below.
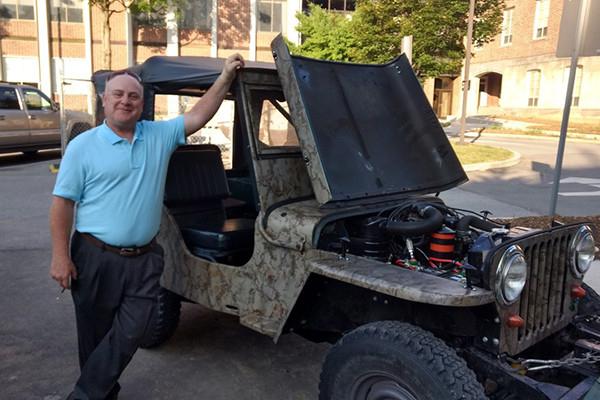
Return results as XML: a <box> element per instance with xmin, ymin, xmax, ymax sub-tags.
<box><xmin>183</xmin><ymin>53</ymin><xmax>245</xmax><ymax>136</ymax></box>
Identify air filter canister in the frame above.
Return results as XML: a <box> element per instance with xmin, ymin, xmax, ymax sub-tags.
<box><xmin>429</xmin><ymin>227</ymin><xmax>456</xmax><ymax>259</ymax></box>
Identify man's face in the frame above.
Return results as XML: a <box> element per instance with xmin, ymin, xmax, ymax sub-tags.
<box><xmin>102</xmin><ymin>74</ymin><xmax>143</xmax><ymax>131</ymax></box>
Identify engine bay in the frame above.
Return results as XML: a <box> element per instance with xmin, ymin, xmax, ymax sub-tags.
<box><xmin>317</xmin><ymin>197</ymin><xmax>533</xmax><ymax>289</ymax></box>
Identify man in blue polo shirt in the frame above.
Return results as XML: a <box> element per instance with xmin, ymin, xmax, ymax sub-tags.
<box><xmin>49</xmin><ymin>53</ymin><xmax>244</xmax><ymax>400</ymax></box>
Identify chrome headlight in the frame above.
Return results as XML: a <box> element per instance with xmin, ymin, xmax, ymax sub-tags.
<box><xmin>570</xmin><ymin>225</ymin><xmax>595</xmax><ymax>277</ymax></box>
<box><xmin>495</xmin><ymin>245</ymin><xmax>528</xmax><ymax>305</ymax></box>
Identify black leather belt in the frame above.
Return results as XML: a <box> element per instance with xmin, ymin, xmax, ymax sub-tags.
<box><xmin>79</xmin><ymin>232</ymin><xmax>155</xmax><ymax>257</ymax></box>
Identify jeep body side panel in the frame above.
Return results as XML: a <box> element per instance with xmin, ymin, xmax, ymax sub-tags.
<box><xmin>159</xmin><ymin>207</ymin><xmax>314</xmax><ymax>339</ymax></box>
<box><xmin>271</xmin><ymin>35</ymin><xmax>467</xmax><ymax>206</ymax></box>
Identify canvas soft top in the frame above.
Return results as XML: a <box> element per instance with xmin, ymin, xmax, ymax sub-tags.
<box><xmin>91</xmin><ymin>55</ymin><xmax>275</xmax><ymax>122</ymax></box>
<box><xmin>92</xmin><ymin>55</ymin><xmax>275</xmax><ymax>93</ymax></box>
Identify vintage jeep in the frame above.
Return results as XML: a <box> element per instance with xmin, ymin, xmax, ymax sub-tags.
<box><xmin>88</xmin><ymin>36</ymin><xmax>599</xmax><ymax>399</ymax></box>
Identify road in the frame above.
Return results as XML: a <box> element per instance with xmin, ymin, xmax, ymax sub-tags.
<box><xmin>460</xmin><ymin>134</ymin><xmax>600</xmax><ymax>217</ymax></box>
<box><xmin>0</xmin><ymin>139</ymin><xmax>598</xmax><ymax>399</ymax></box>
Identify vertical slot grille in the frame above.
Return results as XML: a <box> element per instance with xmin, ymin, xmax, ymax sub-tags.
<box><xmin>517</xmin><ymin>234</ymin><xmax>570</xmax><ymax>342</ymax></box>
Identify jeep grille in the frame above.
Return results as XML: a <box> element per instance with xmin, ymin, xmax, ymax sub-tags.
<box><xmin>500</xmin><ymin>227</ymin><xmax>579</xmax><ymax>355</ymax></box>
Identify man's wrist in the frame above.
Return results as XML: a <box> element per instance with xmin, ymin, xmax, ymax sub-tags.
<box><xmin>218</xmin><ymin>70</ymin><xmax>235</xmax><ymax>85</ymax></box>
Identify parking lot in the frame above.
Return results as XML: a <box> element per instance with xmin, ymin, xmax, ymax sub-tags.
<box><xmin>1</xmin><ymin>150</ymin><xmax>599</xmax><ymax>400</ymax></box>
<box><xmin>0</xmin><ymin>152</ymin><xmax>327</xmax><ymax>400</ymax></box>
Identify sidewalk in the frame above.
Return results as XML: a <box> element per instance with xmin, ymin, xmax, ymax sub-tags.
<box><xmin>444</xmin><ymin>116</ymin><xmax>600</xmax><ymax>142</ymax></box>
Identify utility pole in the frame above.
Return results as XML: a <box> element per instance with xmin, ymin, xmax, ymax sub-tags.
<box><xmin>549</xmin><ymin>0</ymin><xmax>591</xmax><ymax>215</ymax></box>
<box><xmin>458</xmin><ymin>0</ymin><xmax>475</xmax><ymax>145</ymax></box>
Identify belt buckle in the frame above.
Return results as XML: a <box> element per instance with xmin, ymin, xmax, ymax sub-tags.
<box><xmin>119</xmin><ymin>247</ymin><xmax>140</xmax><ymax>257</ymax></box>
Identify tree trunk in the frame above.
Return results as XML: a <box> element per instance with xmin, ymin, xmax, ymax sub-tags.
<box><xmin>102</xmin><ymin>10</ymin><xmax>112</xmax><ymax>69</ymax></box>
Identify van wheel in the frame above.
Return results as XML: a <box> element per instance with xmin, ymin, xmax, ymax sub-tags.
<box><xmin>319</xmin><ymin>321</ymin><xmax>486</xmax><ymax>400</ymax></box>
<box><xmin>69</xmin><ymin>123</ymin><xmax>91</xmax><ymax>142</ymax></box>
<box><xmin>140</xmin><ymin>287</ymin><xmax>182</xmax><ymax>349</ymax></box>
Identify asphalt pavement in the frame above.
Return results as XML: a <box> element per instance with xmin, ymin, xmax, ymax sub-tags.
<box><xmin>0</xmin><ymin>149</ymin><xmax>599</xmax><ymax>400</ymax></box>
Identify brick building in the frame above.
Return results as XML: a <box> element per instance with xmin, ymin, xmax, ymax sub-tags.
<box><xmin>0</xmin><ymin>0</ymin><xmax>354</xmax><ymax>112</ymax></box>
<box><xmin>426</xmin><ymin>0</ymin><xmax>600</xmax><ymax>120</ymax></box>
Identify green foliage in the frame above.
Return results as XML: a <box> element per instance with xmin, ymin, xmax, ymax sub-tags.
<box><xmin>293</xmin><ymin>0</ymin><xmax>504</xmax><ymax>79</ymax></box>
<box><xmin>289</xmin><ymin>4</ymin><xmax>355</xmax><ymax>62</ymax></box>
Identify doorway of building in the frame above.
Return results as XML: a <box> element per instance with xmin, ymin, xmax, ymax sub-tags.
<box><xmin>477</xmin><ymin>72</ymin><xmax>502</xmax><ymax>111</ymax></box>
<box><xmin>433</xmin><ymin>77</ymin><xmax>455</xmax><ymax>118</ymax></box>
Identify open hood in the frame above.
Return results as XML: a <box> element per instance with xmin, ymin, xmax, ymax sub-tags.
<box><xmin>271</xmin><ymin>35</ymin><xmax>467</xmax><ymax>206</ymax></box>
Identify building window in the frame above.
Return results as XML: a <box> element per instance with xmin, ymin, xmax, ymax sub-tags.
<box><xmin>303</xmin><ymin>0</ymin><xmax>356</xmax><ymax>11</ymax></box>
<box><xmin>501</xmin><ymin>8</ymin><xmax>513</xmax><ymax>46</ymax></box>
<box><xmin>533</xmin><ymin>0</ymin><xmax>550</xmax><ymax>39</ymax></box>
<box><xmin>0</xmin><ymin>0</ymin><xmax>35</xmax><ymax>20</ymax></box>
<box><xmin>180</xmin><ymin>0</ymin><xmax>211</xmax><ymax>30</ymax></box>
<box><xmin>259</xmin><ymin>0</ymin><xmax>285</xmax><ymax>33</ymax></box>
<box><xmin>527</xmin><ymin>69</ymin><xmax>541</xmax><ymax>107</ymax></box>
<box><xmin>563</xmin><ymin>65</ymin><xmax>583</xmax><ymax>107</ymax></box>
<box><xmin>50</xmin><ymin>0</ymin><xmax>83</xmax><ymax>23</ymax></box>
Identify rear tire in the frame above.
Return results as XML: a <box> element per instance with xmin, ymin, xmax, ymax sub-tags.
<box><xmin>319</xmin><ymin>321</ymin><xmax>486</xmax><ymax>400</ymax></box>
<box><xmin>140</xmin><ymin>287</ymin><xmax>182</xmax><ymax>349</ymax></box>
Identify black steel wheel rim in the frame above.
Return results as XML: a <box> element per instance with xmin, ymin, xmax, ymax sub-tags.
<box><xmin>351</xmin><ymin>371</ymin><xmax>418</xmax><ymax>400</ymax></box>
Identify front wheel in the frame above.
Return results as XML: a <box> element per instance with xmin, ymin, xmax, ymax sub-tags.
<box><xmin>319</xmin><ymin>321</ymin><xmax>486</xmax><ymax>400</ymax></box>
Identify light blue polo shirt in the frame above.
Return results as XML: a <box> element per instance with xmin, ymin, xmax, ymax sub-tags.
<box><xmin>53</xmin><ymin>117</ymin><xmax>185</xmax><ymax>246</ymax></box>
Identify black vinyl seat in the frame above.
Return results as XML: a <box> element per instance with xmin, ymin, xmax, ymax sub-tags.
<box><xmin>165</xmin><ymin>145</ymin><xmax>255</xmax><ymax>264</ymax></box>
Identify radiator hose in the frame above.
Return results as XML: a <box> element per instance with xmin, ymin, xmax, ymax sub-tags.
<box><xmin>383</xmin><ymin>205</ymin><xmax>444</xmax><ymax>236</ymax></box>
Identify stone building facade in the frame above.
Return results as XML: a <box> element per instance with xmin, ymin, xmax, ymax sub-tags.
<box><xmin>426</xmin><ymin>0</ymin><xmax>600</xmax><ymax>120</ymax></box>
<box><xmin>0</xmin><ymin>0</ymin><xmax>324</xmax><ymax>112</ymax></box>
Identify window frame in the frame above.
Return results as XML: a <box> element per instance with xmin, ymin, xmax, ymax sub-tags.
<box><xmin>533</xmin><ymin>0</ymin><xmax>550</xmax><ymax>40</ymax></box>
<box><xmin>527</xmin><ymin>69</ymin><xmax>541</xmax><ymax>107</ymax></box>
<box><xmin>50</xmin><ymin>0</ymin><xmax>84</xmax><ymax>23</ymax></box>
<box><xmin>179</xmin><ymin>0</ymin><xmax>212</xmax><ymax>30</ymax></box>
<box><xmin>258</xmin><ymin>0</ymin><xmax>285</xmax><ymax>33</ymax></box>
<box><xmin>0</xmin><ymin>0</ymin><xmax>35</xmax><ymax>20</ymax></box>
<box><xmin>563</xmin><ymin>65</ymin><xmax>583</xmax><ymax>108</ymax></box>
<box><xmin>501</xmin><ymin>8</ymin><xmax>514</xmax><ymax>47</ymax></box>
<box><xmin>247</xmin><ymin>86</ymin><xmax>301</xmax><ymax>159</ymax></box>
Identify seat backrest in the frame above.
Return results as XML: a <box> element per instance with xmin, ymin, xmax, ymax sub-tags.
<box><xmin>164</xmin><ymin>144</ymin><xmax>230</xmax><ymax>207</ymax></box>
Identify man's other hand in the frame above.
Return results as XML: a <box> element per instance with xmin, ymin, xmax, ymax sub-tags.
<box><xmin>50</xmin><ymin>255</ymin><xmax>78</xmax><ymax>290</ymax></box>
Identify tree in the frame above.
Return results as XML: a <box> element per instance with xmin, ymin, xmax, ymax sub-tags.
<box><xmin>288</xmin><ymin>4</ymin><xmax>355</xmax><ymax>62</ymax></box>
<box><xmin>90</xmin><ymin>0</ymin><xmax>172</xmax><ymax>69</ymax></box>
<box><xmin>293</xmin><ymin>0</ymin><xmax>504</xmax><ymax>79</ymax></box>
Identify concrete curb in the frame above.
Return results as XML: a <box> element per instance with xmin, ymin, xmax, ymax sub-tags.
<box><xmin>462</xmin><ymin>148</ymin><xmax>521</xmax><ymax>172</ymax></box>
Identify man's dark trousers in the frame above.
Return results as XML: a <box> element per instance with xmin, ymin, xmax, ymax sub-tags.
<box><xmin>70</xmin><ymin>232</ymin><xmax>164</xmax><ymax>400</ymax></box>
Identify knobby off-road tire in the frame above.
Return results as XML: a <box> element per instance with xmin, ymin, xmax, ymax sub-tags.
<box><xmin>319</xmin><ymin>321</ymin><xmax>487</xmax><ymax>400</ymax></box>
<box><xmin>140</xmin><ymin>287</ymin><xmax>182</xmax><ymax>349</ymax></box>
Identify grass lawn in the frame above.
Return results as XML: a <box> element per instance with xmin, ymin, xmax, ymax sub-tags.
<box><xmin>451</xmin><ymin>142</ymin><xmax>513</xmax><ymax>165</ymax></box>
